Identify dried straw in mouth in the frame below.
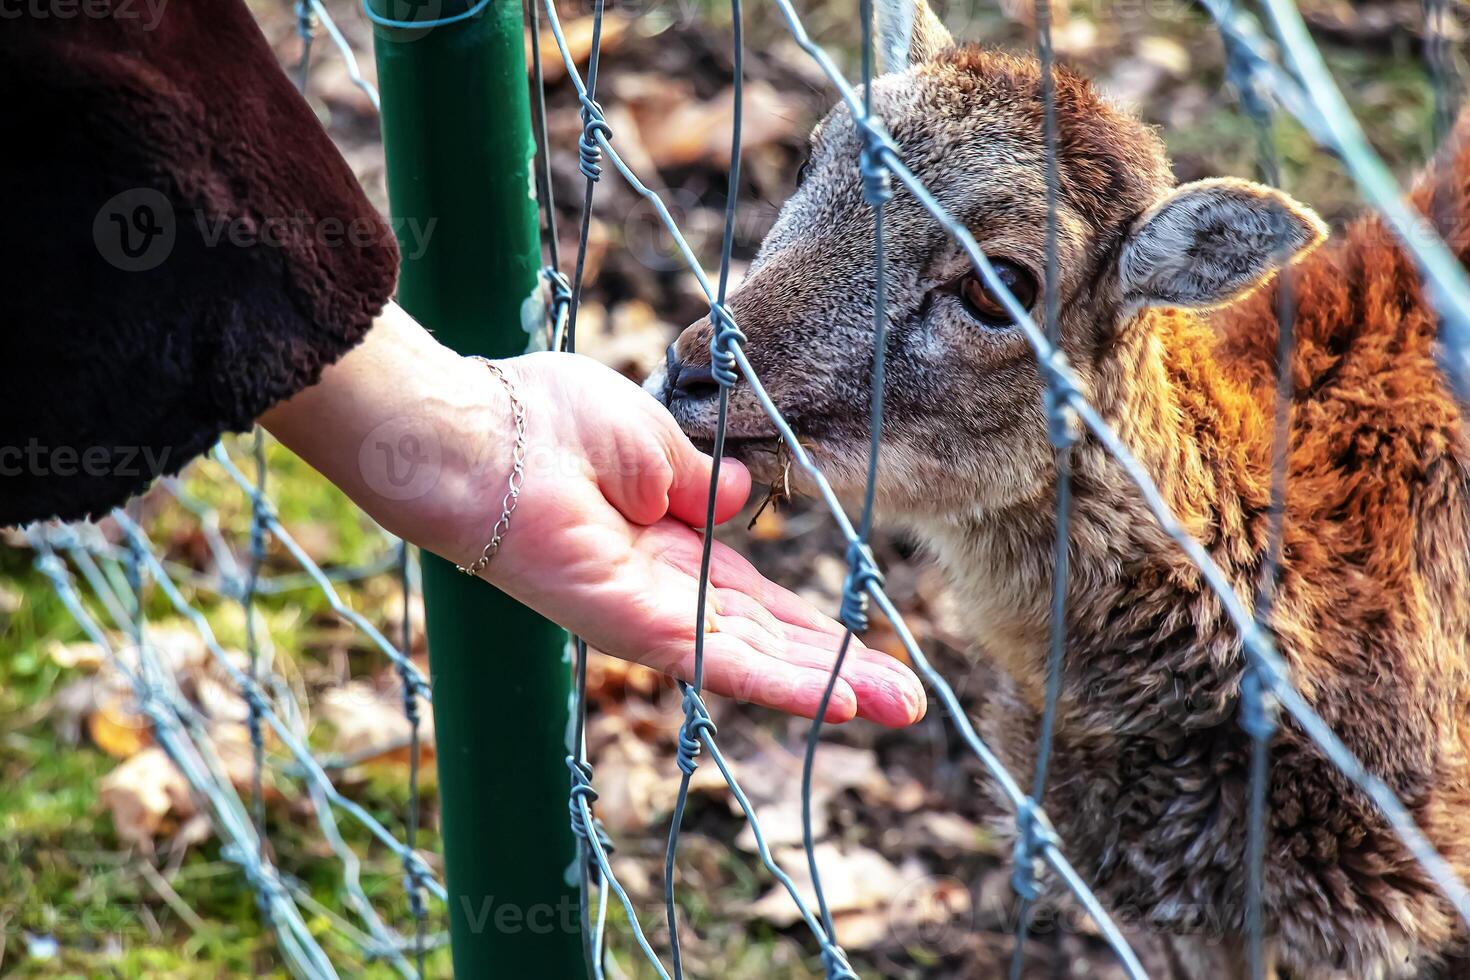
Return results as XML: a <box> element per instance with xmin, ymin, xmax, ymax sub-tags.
<box><xmin>747</xmin><ymin>437</ymin><xmax>796</xmax><ymax>530</ymax></box>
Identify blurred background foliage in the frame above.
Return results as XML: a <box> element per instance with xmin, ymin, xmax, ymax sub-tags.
<box><xmin>0</xmin><ymin>0</ymin><xmax>1457</xmax><ymax>975</ymax></box>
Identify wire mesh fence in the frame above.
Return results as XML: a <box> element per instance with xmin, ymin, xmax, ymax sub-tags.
<box><xmin>26</xmin><ymin>457</ymin><xmax>442</xmax><ymax>979</ymax></box>
<box><xmin>21</xmin><ymin>7</ymin><xmax>439</xmax><ymax>977</ymax></box>
<box><xmin>535</xmin><ymin>0</ymin><xmax>1470</xmax><ymax>978</ymax></box>
<box><xmin>17</xmin><ymin>0</ymin><xmax>1470</xmax><ymax>977</ymax></box>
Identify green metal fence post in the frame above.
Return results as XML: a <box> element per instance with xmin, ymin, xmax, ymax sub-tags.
<box><xmin>368</xmin><ymin>3</ymin><xmax>583</xmax><ymax>975</ymax></box>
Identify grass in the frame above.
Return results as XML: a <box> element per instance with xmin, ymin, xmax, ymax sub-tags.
<box><xmin>0</xmin><ymin>436</ymin><xmax>450</xmax><ymax>977</ymax></box>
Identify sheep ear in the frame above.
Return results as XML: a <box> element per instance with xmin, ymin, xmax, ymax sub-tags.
<box><xmin>1118</xmin><ymin>178</ymin><xmax>1328</xmax><ymax>310</ymax></box>
<box><xmin>877</xmin><ymin>0</ymin><xmax>954</xmax><ymax>73</ymax></box>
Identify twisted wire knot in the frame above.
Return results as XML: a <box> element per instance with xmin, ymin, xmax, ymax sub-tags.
<box><xmin>245</xmin><ymin>711</ymin><xmax>265</xmax><ymax>756</ymax></box>
<box><xmin>249</xmin><ymin>499</ymin><xmax>270</xmax><ymax>548</ymax></box>
<box><xmin>294</xmin><ymin>0</ymin><xmax>316</xmax><ymax>39</ymax></box>
<box><xmin>399</xmin><ymin>686</ymin><xmax>421</xmax><ymax>729</ymax></box>
<box><xmin>224</xmin><ymin>844</ymin><xmax>288</xmax><ymax>918</ymax></box>
<box><xmin>675</xmin><ymin>687</ymin><xmax>718</xmax><ymax>775</ymax></box>
<box><xmin>401</xmin><ymin>851</ymin><xmax>430</xmax><ymax>919</ymax></box>
<box><xmin>839</xmin><ymin>541</ymin><xmax>885</xmax><ymax>634</ymax></box>
<box><xmin>1010</xmin><ymin>798</ymin><xmax>1059</xmax><ymax>902</ymax></box>
<box><xmin>578</xmin><ymin>100</ymin><xmax>613</xmax><ymax>182</ymax></box>
<box><xmin>820</xmin><ymin>942</ymin><xmax>860</xmax><ymax>980</ymax></box>
<box><xmin>1239</xmin><ymin>665</ymin><xmax>1279</xmax><ymax>742</ymax></box>
<box><xmin>241</xmin><ymin>682</ymin><xmax>269</xmax><ymax>722</ymax></box>
<box><xmin>708</xmin><ymin>303</ymin><xmax>747</xmax><ymax>388</ymax></box>
<box><xmin>1223</xmin><ymin>38</ymin><xmax>1272</xmax><ymax>125</ymax></box>
<box><xmin>566</xmin><ymin>756</ymin><xmax>615</xmax><ymax>874</ymax></box>
<box><xmin>138</xmin><ymin>696</ymin><xmax>175</xmax><ymax>729</ymax></box>
<box><xmin>545</xmin><ymin>266</ymin><xmax>572</xmax><ymax>301</ymax></box>
<box><xmin>35</xmin><ymin>554</ymin><xmax>66</xmax><ymax>580</ymax></box>
<box><xmin>544</xmin><ymin>267</ymin><xmax>572</xmax><ymax>327</ymax></box>
<box><xmin>401</xmin><ymin>849</ymin><xmax>432</xmax><ymax>882</ymax></box>
<box><xmin>1038</xmin><ymin>352</ymin><xmax>1080</xmax><ymax>450</ymax></box>
<box><xmin>567</xmin><ymin>756</ymin><xmax>600</xmax><ymax>841</ymax></box>
<box><xmin>241</xmin><ymin>683</ymin><xmax>269</xmax><ymax>757</ymax></box>
<box><xmin>858</xmin><ymin>127</ymin><xmax>895</xmax><ymax>206</ymax></box>
<box><xmin>246</xmin><ymin>489</ymin><xmax>278</xmax><ymax>525</ymax></box>
<box><xmin>396</xmin><ymin>662</ymin><xmax>428</xmax><ymax>726</ymax></box>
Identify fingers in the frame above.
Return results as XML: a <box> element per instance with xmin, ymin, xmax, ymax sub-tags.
<box><xmin>704</xmin><ymin>542</ymin><xmax>843</xmax><ymax>635</ymax></box>
<box><xmin>645</xmin><ymin>394</ymin><xmax>751</xmax><ymax>527</ymax></box>
<box><xmin>666</xmin><ymin>452</ymin><xmax>750</xmax><ymax>528</ymax></box>
<box><xmin>595</xmin><ymin>443</ymin><xmax>677</xmax><ymax>526</ymax></box>
<box><xmin>709</xmin><ymin>605</ymin><xmax>926</xmax><ymax>728</ymax></box>
<box><xmin>646</xmin><ymin>528</ymin><xmax>831</xmax><ymax>630</ymax></box>
<box><xmin>645</xmin><ymin>532</ymin><xmax>927</xmax><ymax>726</ymax></box>
<box><xmin>767</xmin><ymin>637</ymin><xmax>926</xmax><ymax>728</ymax></box>
<box><xmin>773</xmin><ymin>622</ymin><xmax>926</xmax><ymax>727</ymax></box>
<box><xmin>687</xmin><ymin>633</ymin><xmax>859</xmax><ymax>723</ymax></box>
<box><xmin>596</xmin><ymin>426</ymin><xmax>749</xmax><ymax>529</ymax></box>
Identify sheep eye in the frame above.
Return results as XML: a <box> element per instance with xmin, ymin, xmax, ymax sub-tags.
<box><xmin>795</xmin><ymin>156</ymin><xmax>813</xmax><ymax>189</ymax></box>
<box><xmin>958</xmin><ymin>260</ymin><xmax>1037</xmax><ymax>327</ymax></box>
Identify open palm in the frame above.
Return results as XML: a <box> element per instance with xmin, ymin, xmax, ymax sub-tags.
<box><xmin>484</xmin><ymin>352</ymin><xmax>925</xmax><ymax>728</ymax></box>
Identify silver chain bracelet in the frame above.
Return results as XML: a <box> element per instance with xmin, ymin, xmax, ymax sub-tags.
<box><xmin>454</xmin><ymin>356</ymin><xmax>527</xmax><ymax>577</ymax></box>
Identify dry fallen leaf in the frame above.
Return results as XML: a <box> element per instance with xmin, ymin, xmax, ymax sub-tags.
<box><xmin>88</xmin><ymin>695</ymin><xmax>152</xmax><ymax>760</ymax></box>
<box><xmin>140</xmin><ymin>623</ymin><xmax>210</xmax><ymax>674</ymax></box>
<box><xmin>577</xmin><ymin>299</ymin><xmax>674</xmax><ymax>380</ymax></box>
<box><xmin>584</xmin><ymin>653</ymin><xmax>679</xmax><ymax>730</ymax></box>
<box><xmin>45</xmin><ymin>639</ymin><xmax>106</xmax><ymax>671</ymax></box>
<box><xmin>581</xmin><ymin>723</ymin><xmax>680</xmax><ymax>833</ymax></box>
<box><xmin>746</xmin><ymin>504</ymin><xmax>788</xmax><ymax>541</ymax></box>
<box><xmin>194</xmin><ymin>674</ymin><xmax>252</xmax><ymax>727</ymax></box>
<box><xmin>999</xmin><ymin>0</ymin><xmax>1071</xmax><ymax>28</ymax></box>
<box><xmin>685</xmin><ymin>736</ymin><xmax>887</xmax><ymax>852</ymax></box>
<box><xmin>320</xmin><ymin>681</ymin><xmax>436</xmax><ymax>768</ymax></box>
<box><xmin>208</xmin><ymin>723</ymin><xmax>285</xmax><ymax>804</ymax></box>
<box><xmin>527</xmin><ymin>15</ymin><xmax>628</xmax><ymax>83</ymax></box>
<box><xmin>631</xmin><ymin>80</ymin><xmax>804</xmax><ymax>170</ymax></box>
<box><xmin>746</xmin><ymin>842</ymin><xmax>906</xmax><ymax>926</ymax></box>
<box><xmin>99</xmin><ymin>747</ymin><xmax>198</xmax><ymax>854</ymax></box>
<box><xmin>748</xmin><ymin>847</ymin><xmax>973</xmax><ymax>954</ymax></box>
<box><xmin>859</xmin><ymin>621</ymin><xmax>914</xmax><ymax>667</ymax></box>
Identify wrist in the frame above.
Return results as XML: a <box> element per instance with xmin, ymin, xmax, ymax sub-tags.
<box><xmin>448</xmin><ymin>358</ymin><xmax>528</xmax><ymax>578</ymax></box>
<box><xmin>391</xmin><ymin>351</ymin><xmax>526</xmax><ymax>570</ymax></box>
<box><xmin>262</xmin><ymin>302</ymin><xmax>527</xmax><ymax>570</ymax></box>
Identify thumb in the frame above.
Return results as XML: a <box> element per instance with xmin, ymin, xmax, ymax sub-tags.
<box><xmin>597</xmin><ymin>410</ymin><xmax>751</xmax><ymax>528</ymax></box>
<box><xmin>667</xmin><ymin>441</ymin><xmax>751</xmax><ymax>527</ymax></box>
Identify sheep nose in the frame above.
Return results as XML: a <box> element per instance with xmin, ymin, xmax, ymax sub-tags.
<box><xmin>665</xmin><ymin>343</ymin><xmax>721</xmax><ymax>406</ymax></box>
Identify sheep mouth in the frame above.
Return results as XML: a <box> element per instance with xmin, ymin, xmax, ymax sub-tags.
<box><xmin>670</xmin><ymin>398</ymin><xmax>829</xmax><ymax>488</ymax></box>
<box><xmin>670</xmin><ymin>398</ymin><xmax>786</xmax><ymax>449</ymax></box>
<box><xmin>678</xmin><ymin>422</ymin><xmax>790</xmax><ymax>479</ymax></box>
<box><xmin>687</xmin><ymin>430</ymin><xmax>785</xmax><ymax>461</ymax></box>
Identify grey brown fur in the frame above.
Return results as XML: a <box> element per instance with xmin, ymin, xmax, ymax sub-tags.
<box><xmin>649</xmin><ymin>7</ymin><xmax>1470</xmax><ymax>978</ymax></box>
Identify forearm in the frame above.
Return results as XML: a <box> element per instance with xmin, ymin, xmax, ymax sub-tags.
<box><xmin>258</xmin><ymin>301</ymin><xmax>503</xmax><ymax>565</ymax></box>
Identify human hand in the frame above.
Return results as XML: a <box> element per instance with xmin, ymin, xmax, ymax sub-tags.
<box><xmin>466</xmin><ymin>351</ymin><xmax>926</xmax><ymax>728</ymax></box>
<box><xmin>262</xmin><ymin>305</ymin><xmax>924</xmax><ymax>726</ymax></box>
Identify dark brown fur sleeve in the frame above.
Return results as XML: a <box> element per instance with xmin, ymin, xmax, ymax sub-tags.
<box><xmin>0</xmin><ymin>0</ymin><xmax>399</xmax><ymax>526</ymax></box>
